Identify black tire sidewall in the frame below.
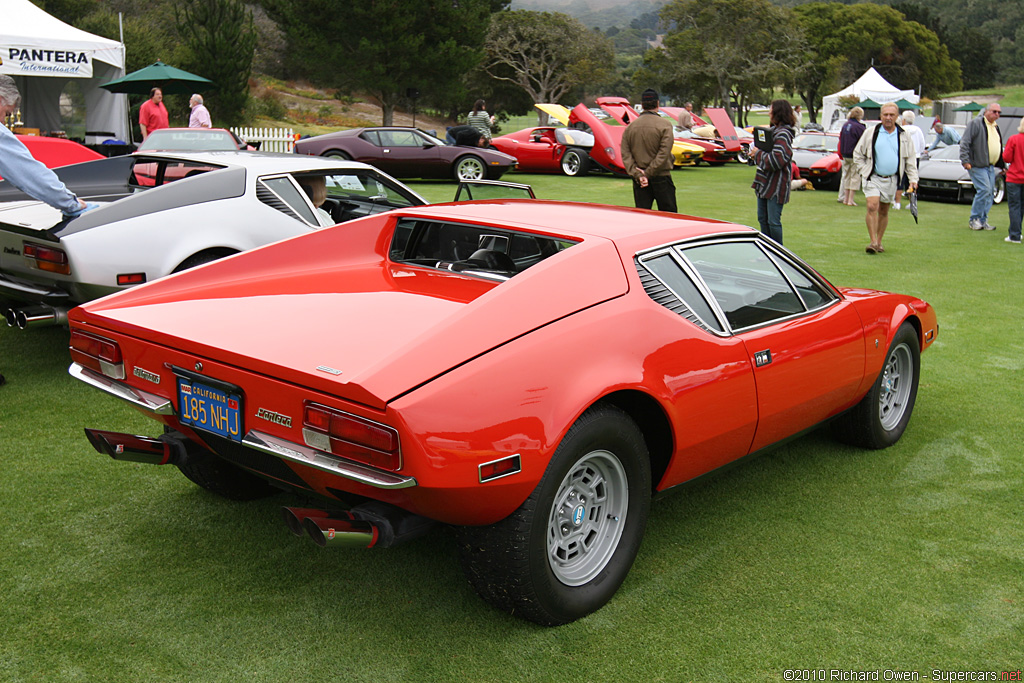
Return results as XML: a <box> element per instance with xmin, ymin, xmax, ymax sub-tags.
<box><xmin>865</xmin><ymin>322</ymin><xmax>921</xmax><ymax>447</ymax></box>
<box><xmin>524</xmin><ymin>406</ymin><xmax>651</xmax><ymax>624</ymax></box>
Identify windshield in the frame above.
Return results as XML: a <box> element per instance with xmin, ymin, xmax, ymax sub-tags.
<box><xmin>792</xmin><ymin>134</ymin><xmax>839</xmax><ymax>152</ymax></box>
<box><xmin>137</xmin><ymin>129</ymin><xmax>240</xmax><ymax>152</ymax></box>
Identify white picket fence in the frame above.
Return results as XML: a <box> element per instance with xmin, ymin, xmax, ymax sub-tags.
<box><xmin>230</xmin><ymin>126</ymin><xmax>296</xmax><ymax>153</ymax></box>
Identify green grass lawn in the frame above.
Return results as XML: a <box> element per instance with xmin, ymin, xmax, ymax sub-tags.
<box><xmin>1</xmin><ymin>166</ymin><xmax>1022</xmax><ymax>681</ymax></box>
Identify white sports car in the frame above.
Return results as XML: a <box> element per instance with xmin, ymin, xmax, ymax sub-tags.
<box><xmin>0</xmin><ymin>151</ymin><xmax>530</xmax><ymax>329</ymax></box>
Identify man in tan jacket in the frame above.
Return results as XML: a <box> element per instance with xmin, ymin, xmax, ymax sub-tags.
<box><xmin>621</xmin><ymin>88</ymin><xmax>677</xmax><ymax>212</ymax></box>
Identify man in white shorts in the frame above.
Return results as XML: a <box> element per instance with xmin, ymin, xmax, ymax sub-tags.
<box><xmin>853</xmin><ymin>102</ymin><xmax>918</xmax><ymax>253</ymax></box>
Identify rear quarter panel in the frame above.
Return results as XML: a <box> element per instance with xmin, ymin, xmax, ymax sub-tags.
<box><xmin>62</xmin><ymin>196</ymin><xmax>316</xmax><ymax>292</ymax></box>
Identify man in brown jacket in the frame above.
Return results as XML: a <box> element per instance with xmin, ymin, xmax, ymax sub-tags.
<box><xmin>621</xmin><ymin>88</ymin><xmax>677</xmax><ymax>212</ymax></box>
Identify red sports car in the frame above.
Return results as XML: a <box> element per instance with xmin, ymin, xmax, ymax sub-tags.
<box><xmin>69</xmin><ymin>201</ymin><xmax>936</xmax><ymax>626</ymax></box>
<box><xmin>293</xmin><ymin>126</ymin><xmax>516</xmax><ymax>182</ymax></box>
<box><xmin>791</xmin><ymin>132</ymin><xmax>843</xmax><ymax>190</ymax></box>
<box><xmin>0</xmin><ymin>135</ymin><xmax>103</xmax><ymax>181</ymax></box>
<box><xmin>489</xmin><ymin>125</ymin><xmax>597</xmax><ymax>176</ymax></box>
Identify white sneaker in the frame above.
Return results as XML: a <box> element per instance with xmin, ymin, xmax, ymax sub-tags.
<box><xmin>969</xmin><ymin>219</ymin><xmax>983</xmax><ymax>230</ymax></box>
<box><xmin>892</xmin><ymin>202</ymin><xmax>901</xmax><ymax>210</ymax></box>
<box><xmin>1006</xmin><ymin>236</ymin><xmax>1022</xmax><ymax>244</ymax></box>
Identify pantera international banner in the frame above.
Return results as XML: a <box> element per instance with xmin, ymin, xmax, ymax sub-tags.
<box><xmin>1</xmin><ymin>0</ymin><xmax>128</xmax><ymax>141</ymax></box>
<box><xmin>1</xmin><ymin>47</ymin><xmax>95</xmax><ymax>78</ymax></box>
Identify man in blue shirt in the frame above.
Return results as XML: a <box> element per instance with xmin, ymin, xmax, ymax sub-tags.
<box><xmin>0</xmin><ymin>75</ymin><xmax>89</xmax><ymax>216</ymax></box>
<box><xmin>928</xmin><ymin>121</ymin><xmax>961</xmax><ymax>152</ymax></box>
<box><xmin>852</xmin><ymin>102</ymin><xmax>919</xmax><ymax>254</ymax></box>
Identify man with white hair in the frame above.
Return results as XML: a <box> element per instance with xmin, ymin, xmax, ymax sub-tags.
<box><xmin>0</xmin><ymin>75</ymin><xmax>89</xmax><ymax>216</ymax></box>
<box><xmin>853</xmin><ymin>101</ymin><xmax>918</xmax><ymax>253</ymax></box>
<box><xmin>188</xmin><ymin>93</ymin><xmax>211</xmax><ymax>129</ymax></box>
<box><xmin>892</xmin><ymin>109</ymin><xmax>925</xmax><ymax>210</ymax></box>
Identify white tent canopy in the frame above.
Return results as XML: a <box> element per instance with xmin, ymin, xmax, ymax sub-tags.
<box><xmin>820</xmin><ymin>67</ymin><xmax>919</xmax><ymax>130</ymax></box>
<box><xmin>1</xmin><ymin>0</ymin><xmax>128</xmax><ymax>142</ymax></box>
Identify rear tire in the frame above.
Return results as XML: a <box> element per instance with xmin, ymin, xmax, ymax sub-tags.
<box><xmin>458</xmin><ymin>404</ymin><xmax>650</xmax><ymax>625</ymax></box>
<box><xmin>177</xmin><ymin>449</ymin><xmax>279</xmax><ymax>501</ymax></box>
<box><xmin>561</xmin><ymin>148</ymin><xmax>590</xmax><ymax>177</ymax></box>
<box><xmin>172</xmin><ymin>250</ymin><xmax>235</xmax><ymax>274</ymax></box>
<box><xmin>831</xmin><ymin>322</ymin><xmax>920</xmax><ymax>449</ymax></box>
<box><xmin>323</xmin><ymin>150</ymin><xmax>351</xmax><ymax>160</ymax></box>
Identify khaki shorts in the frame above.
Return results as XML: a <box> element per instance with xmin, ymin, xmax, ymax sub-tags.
<box><xmin>841</xmin><ymin>158</ymin><xmax>860</xmax><ymax>191</ymax></box>
<box><xmin>863</xmin><ymin>175</ymin><xmax>898</xmax><ymax>204</ymax></box>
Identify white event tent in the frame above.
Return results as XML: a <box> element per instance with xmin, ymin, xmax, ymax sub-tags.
<box><xmin>1</xmin><ymin>0</ymin><xmax>128</xmax><ymax>142</ymax></box>
<box><xmin>820</xmin><ymin>67</ymin><xmax>919</xmax><ymax>130</ymax></box>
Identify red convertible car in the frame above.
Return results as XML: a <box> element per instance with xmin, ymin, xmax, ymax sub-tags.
<box><xmin>293</xmin><ymin>127</ymin><xmax>516</xmax><ymax>182</ymax></box>
<box><xmin>69</xmin><ymin>201</ymin><xmax>936</xmax><ymax>625</ymax></box>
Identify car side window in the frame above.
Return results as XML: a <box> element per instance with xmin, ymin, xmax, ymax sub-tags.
<box><xmin>259</xmin><ymin>176</ymin><xmax>319</xmax><ymax>226</ymax></box>
<box><xmin>681</xmin><ymin>241</ymin><xmax>805</xmax><ymax>331</ymax></box>
<box><xmin>769</xmin><ymin>254</ymin><xmax>833</xmax><ymax>311</ymax></box>
<box><xmin>362</xmin><ymin>131</ymin><xmax>381</xmax><ymax>146</ymax></box>
<box><xmin>640</xmin><ymin>253</ymin><xmax>724</xmax><ymax>333</ymax></box>
<box><xmin>379</xmin><ymin>131</ymin><xmax>420</xmax><ymax>147</ymax></box>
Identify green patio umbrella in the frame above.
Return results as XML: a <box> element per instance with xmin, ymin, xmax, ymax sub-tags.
<box><xmin>954</xmin><ymin>102</ymin><xmax>984</xmax><ymax>112</ymax></box>
<box><xmin>100</xmin><ymin>61</ymin><xmax>214</xmax><ymax>96</ymax></box>
<box><xmin>856</xmin><ymin>98</ymin><xmax>882</xmax><ymax>108</ymax></box>
<box><xmin>893</xmin><ymin>98</ymin><xmax>920</xmax><ymax>110</ymax></box>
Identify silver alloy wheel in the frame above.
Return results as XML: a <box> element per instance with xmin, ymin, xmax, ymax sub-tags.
<box><xmin>547</xmin><ymin>449</ymin><xmax>628</xmax><ymax>586</ymax></box>
<box><xmin>562</xmin><ymin>151</ymin><xmax>582</xmax><ymax>175</ymax></box>
<box><xmin>879</xmin><ymin>342</ymin><xmax>914</xmax><ymax>431</ymax></box>
<box><xmin>994</xmin><ymin>176</ymin><xmax>1006</xmax><ymax>204</ymax></box>
<box><xmin>456</xmin><ymin>157</ymin><xmax>485</xmax><ymax>181</ymax></box>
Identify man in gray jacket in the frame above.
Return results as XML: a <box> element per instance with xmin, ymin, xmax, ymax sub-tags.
<box><xmin>959</xmin><ymin>103</ymin><xmax>1003</xmax><ymax>230</ymax></box>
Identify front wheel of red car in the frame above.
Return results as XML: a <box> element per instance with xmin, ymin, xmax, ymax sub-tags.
<box><xmin>832</xmin><ymin>321</ymin><xmax>920</xmax><ymax>449</ymax></box>
<box><xmin>453</xmin><ymin>155</ymin><xmax>486</xmax><ymax>182</ymax></box>
<box><xmin>458</xmin><ymin>404</ymin><xmax>651</xmax><ymax>625</ymax></box>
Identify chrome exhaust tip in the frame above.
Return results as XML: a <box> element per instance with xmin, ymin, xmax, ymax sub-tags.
<box><xmin>302</xmin><ymin>515</ymin><xmax>378</xmax><ymax>548</ymax></box>
<box><xmin>4</xmin><ymin>308</ymin><xmax>16</xmax><ymax>327</ymax></box>
<box><xmin>84</xmin><ymin>428</ymin><xmax>177</xmax><ymax>465</ymax></box>
<box><xmin>280</xmin><ymin>507</ymin><xmax>341</xmax><ymax>537</ymax></box>
<box><xmin>15</xmin><ymin>306</ymin><xmax>67</xmax><ymax>329</ymax></box>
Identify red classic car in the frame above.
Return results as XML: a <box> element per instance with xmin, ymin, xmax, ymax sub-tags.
<box><xmin>792</xmin><ymin>132</ymin><xmax>843</xmax><ymax>190</ymax></box>
<box><xmin>489</xmin><ymin>125</ymin><xmax>597</xmax><ymax>176</ymax></box>
<box><xmin>69</xmin><ymin>201</ymin><xmax>936</xmax><ymax>625</ymax></box>
<box><xmin>293</xmin><ymin>126</ymin><xmax>517</xmax><ymax>182</ymax></box>
<box><xmin>0</xmin><ymin>135</ymin><xmax>103</xmax><ymax>181</ymax></box>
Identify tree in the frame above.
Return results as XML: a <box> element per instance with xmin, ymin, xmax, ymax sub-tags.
<box><xmin>643</xmin><ymin>0</ymin><xmax>803</xmax><ymax>123</ymax></box>
<box><xmin>478</xmin><ymin>10</ymin><xmax>614</xmax><ymax>121</ymax></box>
<box><xmin>792</xmin><ymin>3</ymin><xmax>962</xmax><ymax>123</ymax></box>
<box><xmin>262</xmin><ymin>0</ymin><xmax>500</xmax><ymax>126</ymax></box>
<box><xmin>175</xmin><ymin>0</ymin><xmax>256</xmax><ymax>127</ymax></box>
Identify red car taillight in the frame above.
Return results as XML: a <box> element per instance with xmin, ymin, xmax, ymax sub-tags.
<box><xmin>23</xmin><ymin>242</ymin><xmax>70</xmax><ymax>275</ymax></box>
<box><xmin>69</xmin><ymin>329</ymin><xmax>125</xmax><ymax>379</ymax></box>
<box><xmin>302</xmin><ymin>403</ymin><xmax>400</xmax><ymax>471</ymax></box>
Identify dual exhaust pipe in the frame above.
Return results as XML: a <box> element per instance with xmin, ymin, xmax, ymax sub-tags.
<box><xmin>82</xmin><ymin>428</ymin><xmax>435</xmax><ymax>550</ymax></box>
<box><xmin>4</xmin><ymin>305</ymin><xmax>67</xmax><ymax>329</ymax></box>
<box><xmin>282</xmin><ymin>507</ymin><xmax>380</xmax><ymax>548</ymax></box>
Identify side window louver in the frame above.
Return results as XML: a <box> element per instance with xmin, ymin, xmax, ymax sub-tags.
<box><xmin>635</xmin><ymin>260</ymin><xmax>712</xmax><ymax>333</ymax></box>
<box><xmin>256</xmin><ymin>182</ymin><xmax>302</xmax><ymax>221</ymax></box>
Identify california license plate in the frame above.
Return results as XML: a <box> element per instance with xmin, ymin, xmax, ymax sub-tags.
<box><xmin>177</xmin><ymin>377</ymin><xmax>243</xmax><ymax>442</ymax></box>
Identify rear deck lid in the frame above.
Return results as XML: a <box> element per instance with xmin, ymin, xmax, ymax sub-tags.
<box><xmin>74</xmin><ymin>212</ymin><xmax>629</xmax><ymax>409</ymax></box>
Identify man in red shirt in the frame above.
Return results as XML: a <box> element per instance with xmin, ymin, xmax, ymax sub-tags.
<box><xmin>139</xmin><ymin>87</ymin><xmax>169</xmax><ymax>139</ymax></box>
